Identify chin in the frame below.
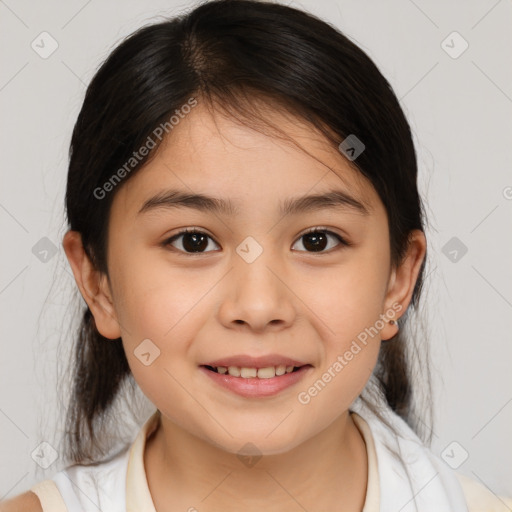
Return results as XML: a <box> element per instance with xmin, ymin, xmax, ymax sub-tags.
<box><xmin>204</xmin><ymin>428</ymin><xmax>306</xmax><ymax>459</ymax></box>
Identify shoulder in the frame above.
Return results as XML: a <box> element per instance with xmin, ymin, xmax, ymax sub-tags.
<box><xmin>0</xmin><ymin>491</ymin><xmax>43</xmax><ymax>512</ymax></box>
<box><xmin>0</xmin><ymin>447</ymin><xmax>132</xmax><ymax>512</ymax></box>
<box><xmin>456</xmin><ymin>472</ymin><xmax>512</xmax><ymax>512</ymax></box>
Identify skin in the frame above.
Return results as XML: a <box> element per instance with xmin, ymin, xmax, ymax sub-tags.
<box><xmin>63</xmin><ymin>102</ymin><xmax>426</xmax><ymax>511</ymax></box>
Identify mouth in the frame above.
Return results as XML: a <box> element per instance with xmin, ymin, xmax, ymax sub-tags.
<box><xmin>199</xmin><ymin>361</ymin><xmax>314</xmax><ymax>398</ymax></box>
<box><xmin>201</xmin><ymin>364</ymin><xmax>308</xmax><ymax>378</ymax></box>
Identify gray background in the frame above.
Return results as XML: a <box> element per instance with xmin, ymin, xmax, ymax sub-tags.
<box><xmin>1</xmin><ymin>0</ymin><xmax>511</xmax><ymax>501</ymax></box>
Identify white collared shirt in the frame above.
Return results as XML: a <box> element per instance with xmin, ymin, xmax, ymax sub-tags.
<box><xmin>29</xmin><ymin>409</ymin><xmax>512</xmax><ymax>511</ymax></box>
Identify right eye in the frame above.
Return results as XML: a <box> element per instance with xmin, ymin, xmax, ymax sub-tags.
<box><xmin>163</xmin><ymin>228</ymin><xmax>220</xmax><ymax>254</ymax></box>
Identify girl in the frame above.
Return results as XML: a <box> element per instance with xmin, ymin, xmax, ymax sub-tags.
<box><xmin>2</xmin><ymin>0</ymin><xmax>510</xmax><ymax>510</ymax></box>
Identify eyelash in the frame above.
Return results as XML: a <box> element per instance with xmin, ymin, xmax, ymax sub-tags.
<box><xmin>163</xmin><ymin>226</ymin><xmax>350</xmax><ymax>255</ymax></box>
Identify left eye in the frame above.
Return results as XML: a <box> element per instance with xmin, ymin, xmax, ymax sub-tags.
<box><xmin>164</xmin><ymin>228</ymin><xmax>347</xmax><ymax>254</ymax></box>
<box><xmin>291</xmin><ymin>229</ymin><xmax>347</xmax><ymax>253</ymax></box>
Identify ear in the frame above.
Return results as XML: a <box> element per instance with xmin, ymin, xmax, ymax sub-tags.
<box><xmin>380</xmin><ymin>229</ymin><xmax>427</xmax><ymax>341</ymax></box>
<box><xmin>62</xmin><ymin>230</ymin><xmax>121</xmax><ymax>340</ymax></box>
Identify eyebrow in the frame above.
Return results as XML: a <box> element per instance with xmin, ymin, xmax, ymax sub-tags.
<box><xmin>138</xmin><ymin>188</ymin><xmax>371</xmax><ymax>217</ymax></box>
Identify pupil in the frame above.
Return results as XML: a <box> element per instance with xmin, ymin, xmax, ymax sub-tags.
<box><xmin>183</xmin><ymin>232</ymin><xmax>208</xmax><ymax>252</ymax></box>
<box><xmin>304</xmin><ymin>232</ymin><xmax>327</xmax><ymax>252</ymax></box>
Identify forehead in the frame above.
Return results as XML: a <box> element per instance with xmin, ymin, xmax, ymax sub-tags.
<box><xmin>113</xmin><ymin>102</ymin><xmax>382</xmax><ymax>218</ymax></box>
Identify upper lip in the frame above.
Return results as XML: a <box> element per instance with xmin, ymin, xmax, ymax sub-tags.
<box><xmin>201</xmin><ymin>354</ymin><xmax>310</xmax><ymax>369</ymax></box>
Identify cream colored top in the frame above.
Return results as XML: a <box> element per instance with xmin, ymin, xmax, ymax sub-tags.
<box><xmin>29</xmin><ymin>411</ymin><xmax>512</xmax><ymax>511</ymax></box>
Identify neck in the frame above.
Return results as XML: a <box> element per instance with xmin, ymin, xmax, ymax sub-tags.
<box><xmin>144</xmin><ymin>410</ymin><xmax>369</xmax><ymax>512</ymax></box>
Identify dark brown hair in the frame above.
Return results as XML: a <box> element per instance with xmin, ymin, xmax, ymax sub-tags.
<box><xmin>62</xmin><ymin>0</ymin><xmax>431</xmax><ymax>464</ymax></box>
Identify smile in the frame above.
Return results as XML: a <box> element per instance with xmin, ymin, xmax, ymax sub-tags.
<box><xmin>203</xmin><ymin>364</ymin><xmax>302</xmax><ymax>378</ymax></box>
<box><xmin>199</xmin><ymin>364</ymin><xmax>313</xmax><ymax>398</ymax></box>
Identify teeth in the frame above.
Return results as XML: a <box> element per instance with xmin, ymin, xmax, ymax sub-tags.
<box><xmin>215</xmin><ymin>365</ymin><xmax>299</xmax><ymax>378</ymax></box>
<box><xmin>227</xmin><ymin>366</ymin><xmax>240</xmax><ymax>377</ymax></box>
<box><xmin>240</xmin><ymin>367</ymin><xmax>257</xmax><ymax>378</ymax></box>
<box><xmin>275</xmin><ymin>365</ymin><xmax>286</xmax><ymax>376</ymax></box>
<box><xmin>257</xmin><ymin>367</ymin><xmax>276</xmax><ymax>379</ymax></box>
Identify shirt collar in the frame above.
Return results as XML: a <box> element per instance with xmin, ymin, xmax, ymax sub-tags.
<box><xmin>126</xmin><ymin>409</ymin><xmax>160</xmax><ymax>512</ymax></box>
<box><xmin>125</xmin><ymin>409</ymin><xmax>379</xmax><ymax>511</ymax></box>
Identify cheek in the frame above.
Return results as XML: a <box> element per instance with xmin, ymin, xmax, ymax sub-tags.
<box><xmin>295</xmin><ymin>270</ymin><xmax>384</xmax><ymax>418</ymax></box>
<box><xmin>292</xmin><ymin>250</ymin><xmax>388</xmax><ymax>406</ymax></box>
<box><xmin>110</xmin><ymin>251</ymin><xmax>219</xmax><ymax>374</ymax></box>
<box><xmin>110</xmin><ymin>247</ymin><xmax>201</xmax><ymax>338</ymax></box>
<box><xmin>113</xmin><ymin>268</ymin><xmax>202</xmax><ymax>414</ymax></box>
<box><xmin>299</xmin><ymin>251</ymin><xmax>390</xmax><ymax>341</ymax></box>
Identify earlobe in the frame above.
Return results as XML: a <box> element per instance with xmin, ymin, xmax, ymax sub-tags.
<box><xmin>62</xmin><ymin>230</ymin><xmax>122</xmax><ymax>340</ymax></box>
<box><xmin>381</xmin><ymin>229</ymin><xmax>427</xmax><ymax>341</ymax></box>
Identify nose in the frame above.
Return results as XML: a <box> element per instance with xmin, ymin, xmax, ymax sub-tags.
<box><xmin>217</xmin><ymin>252</ymin><xmax>296</xmax><ymax>333</ymax></box>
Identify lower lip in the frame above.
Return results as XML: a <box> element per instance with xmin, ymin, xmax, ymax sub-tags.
<box><xmin>199</xmin><ymin>365</ymin><xmax>313</xmax><ymax>398</ymax></box>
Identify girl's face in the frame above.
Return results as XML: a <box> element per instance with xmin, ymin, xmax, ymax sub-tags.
<box><xmin>78</xmin><ymin>103</ymin><xmax>424</xmax><ymax>455</ymax></box>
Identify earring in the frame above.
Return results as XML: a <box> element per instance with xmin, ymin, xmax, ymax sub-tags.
<box><xmin>382</xmin><ymin>318</ymin><xmax>400</xmax><ymax>342</ymax></box>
